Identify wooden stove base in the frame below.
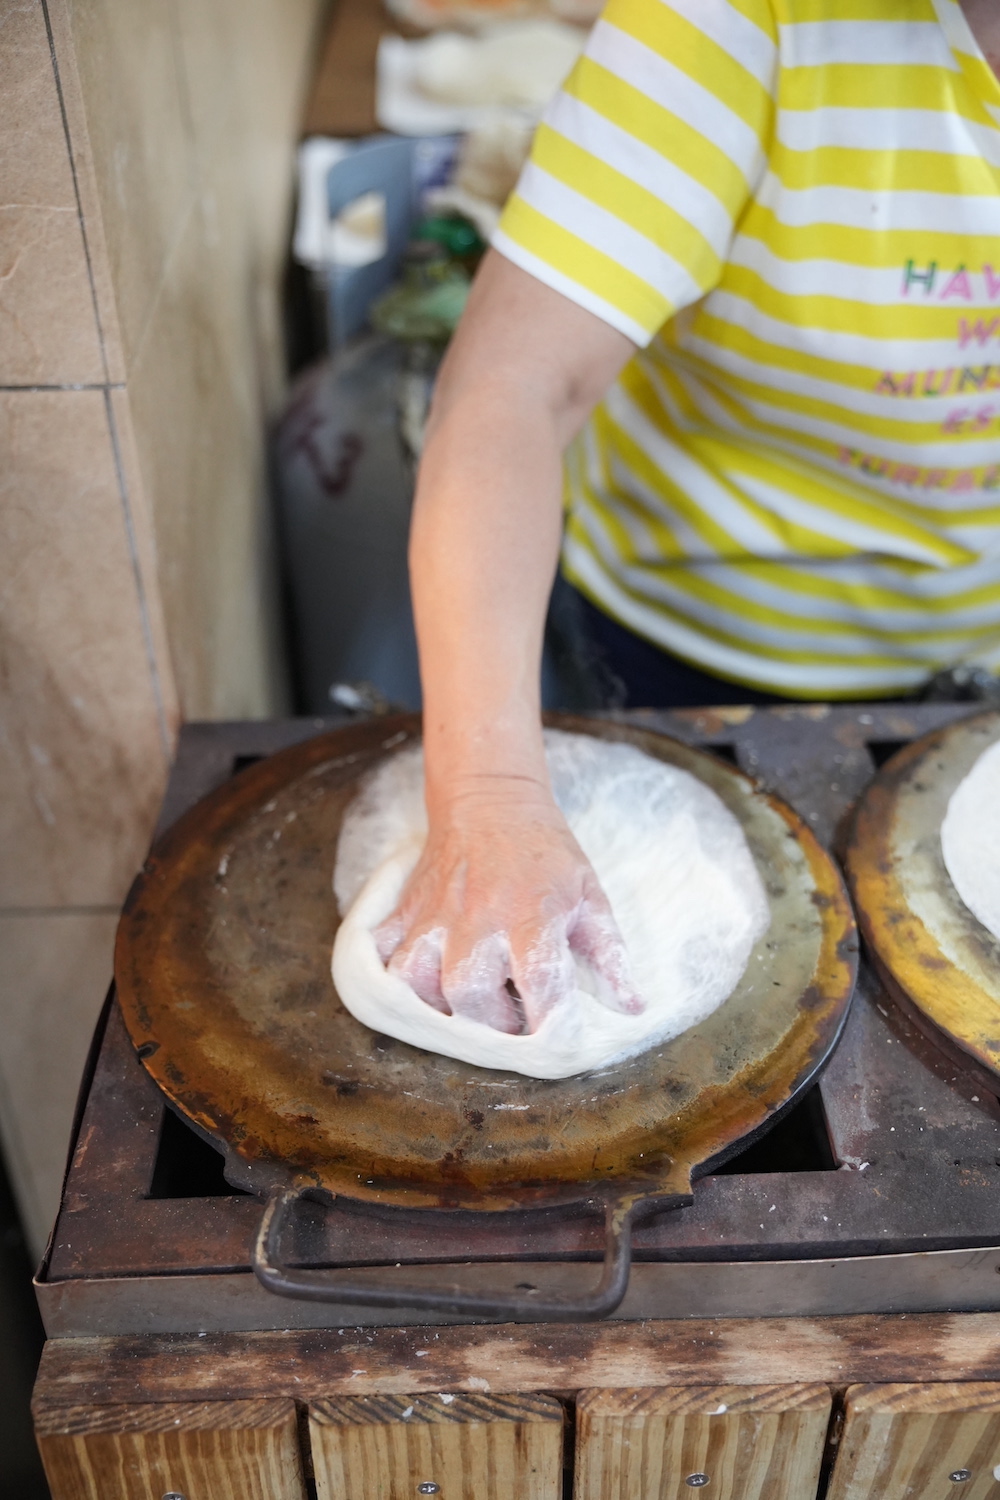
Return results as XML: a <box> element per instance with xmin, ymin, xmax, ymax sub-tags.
<box><xmin>32</xmin><ymin>1313</ymin><xmax>1000</xmax><ymax>1498</ymax></box>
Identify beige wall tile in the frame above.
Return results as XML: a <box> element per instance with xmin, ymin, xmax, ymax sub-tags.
<box><xmin>170</xmin><ymin>0</ymin><xmax>249</xmax><ymax>167</ymax></box>
<box><xmin>126</xmin><ymin>189</ymin><xmax>290</xmax><ymax>720</ymax></box>
<box><xmin>0</xmin><ymin>910</ymin><xmax>117</xmax><ymax>1258</ymax></box>
<box><xmin>49</xmin><ymin>0</ymin><xmax>321</xmax><ymax>720</ymax></box>
<box><xmin>120</xmin><ymin>0</ymin><xmax>319</xmax><ymax>719</ymax></box>
<box><xmin>107</xmin><ymin>386</ymin><xmax>182</xmax><ymax>733</ymax></box>
<box><xmin>0</xmin><ymin>0</ymin><xmax>104</xmax><ymax>384</ymax></box>
<box><xmin>59</xmin><ymin>0</ymin><xmax>196</xmax><ymax>369</ymax></box>
<box><xmin>173</xmin><ymin>0</ymin><xmax>321</xmax><ymax>164</ymax></box>
<box><xmin>43</xmin><ymin>0</ymin><xmax>126</xmax><ymax>383</ymax></box>
<box><xmin>0</xmin><ymin>389</ymin><xmax>170</xmax><ymax>906</ymax></box>
<box><xmin>173</xmin><ymin>0</ymin><xmax>323</xmax><ymax>415</ymax></box>
<box><xmin>0</xmin><ymin>0</ymin><xmax>325</xmax><ymax>1270</ymax></box>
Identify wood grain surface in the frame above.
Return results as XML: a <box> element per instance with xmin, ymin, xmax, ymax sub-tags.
<box><xmin>34</xmin><ymin>1398</ymin><xmax>305</xmax><ymax>1500</ymax></box>
<box><xmin>302</xmin><ymin>0</ymin><xmax>421</xmax><ymax>137</ymax></box>
<box><xmin>310</xmin><ymin>1390</ymin><xmax>564</xmax><ymax>1499</ymax></box>
<box><xmin>31</xmin><ymin>1316</ymin><xmax>1000</xmax><ymax>1408</ymax></box>
<box><xmin>827</xmin><ymin>1383</ymin><xmax>1000</xmax><ymax>1500</ymax></box>
<box><xmin>575</xmin><ymin>1384</ymin><xmax>831</xmax><ymax>1500</ymax></box>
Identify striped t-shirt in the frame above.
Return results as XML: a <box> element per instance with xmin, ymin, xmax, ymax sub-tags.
<box><xmin>494</xmin><ymin>0</ymin><xmax>1000</xmax><ymax>697</ymax></box>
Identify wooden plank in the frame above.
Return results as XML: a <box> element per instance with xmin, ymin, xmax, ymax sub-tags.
<box><xmin>309</xmin><ymin>1391</ymin><xmax>564</xmax><ymax>1499</ymax></box>
<box><xmin>31</xmin><ymin>1315</ymin><xmax>1000</xmax><ymax>1409</ymax></box>
<box><xmin>302</xmin><ymin>0</ymin><xmax>422</xmax><ymax>138</ymax></box>
<box><xmin>828</xmin><ymin>1383</ymin><xmax>1000</xmax><ymax>1500</ymax></box>
<box><xmin>34</xmin><ymin>1398</ymin><xmax>305</xmax><ymax>1500</ymax></box>
<box><xmin>575</xmin><ymin>1384</ymin><xmax>831</xmax><ymax>1500</ymax></box>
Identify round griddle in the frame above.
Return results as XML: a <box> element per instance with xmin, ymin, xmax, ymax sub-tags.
<box><xmin>115</xmin><ymin>714</ymin><xmax>857</xmax><ymax>1319</ymax></box>
<box><xmin>845</xmin><ymin>709</ymin><xmax>1000</xmax><ymax>1089</ymax></box>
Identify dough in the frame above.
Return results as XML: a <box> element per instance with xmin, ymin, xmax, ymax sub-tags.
<box><xmin>941</xmin><ymin>737</ymin><xmax>1000</xmax><ymax>944</ymax></box>
<box><xmin>332</xmin><ymin>731</ymin><xmax>770</xmax><ymax>1078</ymax></box>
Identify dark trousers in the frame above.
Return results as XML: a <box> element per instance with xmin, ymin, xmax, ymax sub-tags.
<box><xmin>547</xmin><ymin>578</ymin><xmax>787</xmax><ymax>711</ymax></box>
<box><xmin>546</xmin><ymin>577</ymin><xmax>995</xmax><ymax>713</ymax></box>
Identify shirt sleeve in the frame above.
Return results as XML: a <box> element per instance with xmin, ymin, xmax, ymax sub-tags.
<box><xmin>494</xmin><ymin>0</ymin><xmax>778</xmax><ymax>346</ymax></box>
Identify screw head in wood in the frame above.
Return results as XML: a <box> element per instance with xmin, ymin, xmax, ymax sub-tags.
<box><xmin>686</xmin><ymin>1475</ymin><xmax>710</xmax><ymax>1487</ymax></box>
<box><xmin>418</xmin><ymin>1485</ymin><xmax>441</xmax><ymax>1495</ymax></box>
<box><xmin>163</xmin><ymin>1493</ymin><xmax>187</xmax><ymax>1500</ymax></box>
<box><xmin>949</xmin><ymin>1471</ymin><xmax>972</xmax><ymax>1484</ymax></box>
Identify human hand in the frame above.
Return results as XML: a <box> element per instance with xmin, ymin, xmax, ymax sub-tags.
<box><xmin>373</xmin><ymin>779</ymin><xmax>644</xmax><ymax>1033</ymax></box>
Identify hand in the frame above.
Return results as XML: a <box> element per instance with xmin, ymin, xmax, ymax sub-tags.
<box><xmin>374</xmin><ymin>778</ymin><xmax>644</xmax><ymax>1034</ymax></box>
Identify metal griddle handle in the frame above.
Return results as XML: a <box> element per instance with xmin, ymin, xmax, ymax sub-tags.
<box><xmin>252</xmin><ymin>1186</ymin><xmax>647</xmax><ymax>1321</ymax></box>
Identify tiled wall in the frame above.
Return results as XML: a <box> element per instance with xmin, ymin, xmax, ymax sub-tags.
<box><xmin>0</xmin><ymin>0</ymin><xmax>323</xmax><ymax>1255</ymax></box>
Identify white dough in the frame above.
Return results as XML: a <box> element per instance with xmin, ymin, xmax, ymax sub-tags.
<box><xmin>332</xmin><ymin>731</ymin><xmax>770</xmax><ymax>1079</ymax></box>
<box><xmin>941</xmin><ymin>737</ymin><xmax>1000</xmax><ymax>944</ymax></box>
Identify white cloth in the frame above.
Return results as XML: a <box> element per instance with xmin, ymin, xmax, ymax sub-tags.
<box><xmin>376</xmin><ymin>21</ymin><xmax>586</xmax><ymax>135</ymax></box>
<box><xmin>332</xmin><ymin>731</ymin><xmax>769</xmax><ymax>1078</ymax></box>
<box><xmin>941</xmin><ymin>737</ymin><xmax>1000</xmax><ymax>944</ymax></box>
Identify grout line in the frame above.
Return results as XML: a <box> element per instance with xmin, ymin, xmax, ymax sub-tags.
<box><xmin>103</xmin><ymin>388</ymin><xmax>173</xmax><ymax>759</ymax></box>
<box><xmin>0</xmin><ymin>382</ymin><xmax>124</xmax><ymax>393</ymax></box>
<box><xmin>0</xmin><ymin>906</ymin><xmax>119</xmax><ymax>918</ymax></box>
<box><xmin>39</xmin><ymin>0</ymin><xmax>112</xmax><ymax>386</ymax></box>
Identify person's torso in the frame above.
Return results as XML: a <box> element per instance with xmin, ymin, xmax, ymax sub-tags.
<box><xmin>651</xmin><ymin>0</ymin><xmax>1000</xmax><ymax>532</ymax></box>
<box><xmin>558</xmin><ymin>0</ymin><xmax>1000</xmax><ymax>693</ymax></box>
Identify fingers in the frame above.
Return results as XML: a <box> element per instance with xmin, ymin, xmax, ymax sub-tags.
<box><xmin>509</xmin><ymin>918</ymin><xmax>577</xmax><ymax>1032</ymax></box>
<box><xmin>570</xmin><ymin>888</ymin><xmax>645</xmax><ymax>1016</ymax></box>
<box><xmin>384</xmin><ymin>921</ymin><xmax>522</xmax><ymax>1031</ymax></box>
<box><xmin>388</xmin><ymin>928</ymin><xmax>450</xmax><ymax>1014</ymax></box>
<box><xmin>369</xmin><ymin>820</ymin><xmax>642</xmax><ymax>1036</ymax></box>
<box><xmin>373</xmin><ymin>913</ymin><xmax>405</xmax><ymax>964</ymax></box>
<box><xmin>380</xmin><ymin>903</ymin><xmax>640</xmax><ymax>1034</ymax></box>
<box><xmin>442</xmin><ymin>932</ymin><xmax>523</xmax><ymax>1034</ymax></box>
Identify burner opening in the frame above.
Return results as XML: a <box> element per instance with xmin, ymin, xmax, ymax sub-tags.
<box><xmin>709</xmin><ymin>743</ymin><xmax>739</xmax><ymax>766</ymax></box>
<box><xmin>145</xmin><ymin>1078</ymin><xmax>836</xmax><ymax>1199</ymax></box>
<box><xmin>867</xmin><ymin>739</ymin><xmax>909</xmax><ymax>769</ymax></box>
<box><xmin>712</xmin><ymin>1085</ymin><xmax>837</xmax><ymax>1175</ymax></box>
<box><xmin>147</xmin><ymin>1107</ymin><xmax>251</xmax><ymax>1199</ymax></box>
<box><xmin>232</xmin><ymin>754</ymin><xmax>265</xmax><ymax>775</ymax></box>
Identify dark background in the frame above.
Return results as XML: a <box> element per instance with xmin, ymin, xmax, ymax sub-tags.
<box><xmin>1</xmin><ymin>1144</ymin><xmax>49</xmax><ymax>1497</ymax></box>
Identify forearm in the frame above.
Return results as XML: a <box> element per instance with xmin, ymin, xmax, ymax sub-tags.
<box><xmin>384</xmin><ymin>258</ymin><xmax>639</xmax><ymax>1020</ymax></box>
<box><xmin>409</xmin><ymin>253</ymin><xmax>635</xmax><ymax>821</ymax></box>
<box><xmin>411</xmin><ymin>369</ymin><xmax>563</xmax><ymax>816</ymax></box>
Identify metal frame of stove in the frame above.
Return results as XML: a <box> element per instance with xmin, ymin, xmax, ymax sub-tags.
<box><xmin>34</xmin><ymin>704</ymin><xmax>1000</xmax><ymax>1336</ymax></box>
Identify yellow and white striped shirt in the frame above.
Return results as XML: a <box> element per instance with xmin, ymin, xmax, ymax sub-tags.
<box><xmin>495</xmin><ymin>0</ymin><xmax>1000</xmax><ymax>697</ymax></box>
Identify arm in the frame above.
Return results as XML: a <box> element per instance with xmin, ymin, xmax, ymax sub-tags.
<box><xmin>376</xmin><ymin>250</ymin><xmax>640</xmax><ymax>1030</ymax></box>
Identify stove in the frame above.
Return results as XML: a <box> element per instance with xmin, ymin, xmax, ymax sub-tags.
<box><xmin>35</xmin><ymin>705</ymin><xmax>1000</xmax><ymax>1336</ymax></box>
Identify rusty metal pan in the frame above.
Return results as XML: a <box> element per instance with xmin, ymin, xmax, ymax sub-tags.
<box><xmin>845</xmin><ymin>710</ymin><xmax>1000</xmax><ymax>1087</ymax></box>
<box><xmin>115</xmin><ymin>713</ymin><xmax>857</xmax><ymax>1319</ymax></box>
